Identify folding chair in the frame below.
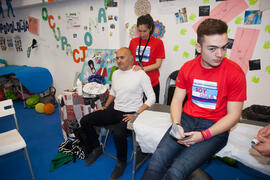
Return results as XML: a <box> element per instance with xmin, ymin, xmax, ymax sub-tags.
<box><xmin>0</xmin><ymin>99</ymin><xmax>35</xmax><ymax>179</ymax></box>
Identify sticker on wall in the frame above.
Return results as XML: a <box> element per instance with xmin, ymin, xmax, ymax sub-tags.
<box><xmin>134</xmin><ymin>0</ymin><xmax>151</xmax><ymax>16</ymax></box>
<box><xmin>199</xmin><ymin>6</ymin><xmax>210</xmax><ymax>16</ymax></box>
<box><xmin>249</xmin><ymin>0</ymin><xmax>258</xmax><ymax>6</ymax></box>
<box><xmin>263</xmin><ymin>41</ymin><xmax>270</xmax><ymax>49</ymax></box>
<box><xmin>183</xmin><ymin>51</ymin><xmax>190</xmax><ymax>59</ymax></box>
<box><xmin>90</xmin><ymin>6</ymin><xmax>94</xmax><ymax>11</ymax></box>
<box><xmin>173</xmin><ymin>45</ymin><xmax>179</xmax><ymax>52</ymax></box>
<box><xmin>14</xmin><ymin>36</ymin><xmax>23</xmax><ymax>52</ymax></box>
<box><xmin>129</xmin><ymin>24</ymin><xmax>139</xmax><ymax>39</ymax></box>
<box><xmin>265</xmin><ymin>25</ymin><xmax>270</xmax><ymax>34</ymax></box>
<box><xmin>265</xmin><ymin>65</ymin><xmax>270</xmax><ymax>74</ymax></box>
<box><xmin>203</xmin><ymin>0</ymin><xmax>210</xmax><ymax>4</ymax></box>
<box><xmin>80</xmin><ymin>49</ymin><xmax>118</xmax><ymax>84</ymax></box>
<box><xmin>251</xmin><ymin>76</ymin><xmax>260</xmax><ymax>84</ymax></box>
<box><xmin>6</xmin><ymin>37</ymin><xmax>13</xmax><ymax>49</ymax></box>
<box><xmin>152</xmin><ymin>20</ymin><xmax>165</xmax><ymax>39</ymax></box>
<box><xmin>0</xmin><ymin>37</ymin><xmax>6</xmax><ymax>51</ymax></box>
<box><xmin>73</xmin><ymin>34</ymin><xmax>77</xmax><ymax>38</ymax></box>
<box><xmin>180</xmin><ymin>28</ymin><xmax>187</xmax><ymax>35</ymax></box>
<box><xmin>249</xmin><ymin>59</ymin><xmax>261</xmax><ymax>71</ymax></box>
<box><xmin>28</xmin><ymin>16</ymin><xmax>39</xmax><ymax>35</ymax></box>
<box><xmin>114</xmin><ymin>16</ymin><xmax>118</xmax><ymax>21</ymax></box>
<box><xmin>189</xmin><ymin>13</ymin><xmax>196</xmax><ymax>21</ymax></box>
<box><xmin>175</xmin><ymin>8</ymin><xmax>188</xmax><ymax>24</ymax></box>
<box><xmin>190</xmin><ymin>39</ymin><xmax>196</xmax><ymax>46</ymax></box>
<box><xmin>234</xmin><ymin>17</ymin><xmax>243</xmax><ymax>24</ymax></box>
<box><xmin>244</xmin><ymin>10</ymin><xmax>262</xmax><ymax>25</ymax></box>
<box><xmin>66</xmin><ymin>12</ymin><xmax>81</xmax><ymax>29</ymax></box>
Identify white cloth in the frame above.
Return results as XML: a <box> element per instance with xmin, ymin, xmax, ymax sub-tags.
<box><xmin>133</xmin><ymin>110</ymin><xmax>172</xmax><ymax>153</ymax></box>
<box><xmin>133</xmin><ymin>110</ymin><xmax>270</xmax><ymax>175</ymax></box>
<box><xmin>110</xmin><ymin>66</ymin><xmax>155</xmax><ymax>112</ymax></box>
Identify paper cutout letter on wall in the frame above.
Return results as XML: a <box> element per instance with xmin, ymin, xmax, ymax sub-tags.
<box><xmin>193</xmin><ymin>0</ymin><xmax>248</xmax><ymax>31</ymax></box>
<box><xmin>98</xmin><ymin>8</ymin><xmax>107</xmax><ymax>23</ymax></box>
<box><xmin>29</xmin><ymin>16</ymin><xmax>39</xmax><ymax>35</ymax></box>
<box><xmin>229</xmin><ymin>27</ymin><xmax>260</xmax><ymax>74</ymax></box>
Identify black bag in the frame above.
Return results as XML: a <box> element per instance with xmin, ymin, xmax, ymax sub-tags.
<box><xmin>242</xmin><ymin>105</ymin><xmax>270</xmax><ymax>123</ymax></box>
<box><xmin>58</xmin><ymin>139</ymin><xmax>87</xmax><ymax>161</ymax></box>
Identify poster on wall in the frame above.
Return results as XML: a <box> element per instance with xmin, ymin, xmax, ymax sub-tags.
<box><xmin>28</xmin><ymin>16</ymin><xmax>39</xmax><ymax>35</ymax></box>
<box><xmin>0</xmin><ymin>37</ymin><xmax>7</xmax><ymax>51</ymax></box>
<box><xmin>66</xmin><ymin>12</ymin><xmax>81</xmax><ymax>29</ymax></box>
<box><xmin>79</xmin><ymin>49</ymin><xmax>118</xmax><ymax>84</ymax></box>
<box><xmin>14</xmin><ymin>36</ymin><xmax>23</xmax><ymax>52</ymax></box>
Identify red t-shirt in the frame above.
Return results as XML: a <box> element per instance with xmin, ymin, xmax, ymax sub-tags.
<box><xmin>129</xmin><ymin>36</ymin><xmax>165</xmax><ymax>87</ymax></box>
<box><xmin>175</xmin><ymin>56</ymin><xmax>247</xmax><ymax>122</ymax></box>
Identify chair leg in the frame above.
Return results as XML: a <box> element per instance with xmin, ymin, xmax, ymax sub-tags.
<box><xmin>132</xmin><ymin>130</ymin><xmax>137</xmax><ymax>180</ymax></box>
<box><xmin>23</xmin><ymin>147</ymin><xmax>35</xmax><ymax>179</ymax></box>
<box><xmin>102</xmin><ymin>129</ymin><xmax>117</xmax><ymax>160</ymax></box>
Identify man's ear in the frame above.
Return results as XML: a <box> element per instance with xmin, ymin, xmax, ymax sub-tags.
<box><xmin>195</xmin><ymin>43</ymin><xmax>201</xmax><ymax>54</ymax></box>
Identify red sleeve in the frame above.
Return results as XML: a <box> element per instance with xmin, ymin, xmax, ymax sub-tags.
<box><xmin>228</xmin><ymin>68</ymin><xmax>247</xmax><ymax>101</ymax></box>
<box><xmin>175</xmin><ymin>65</ymin><xmax>186</xmax><ymax>90</ymax></box>
<box><xmin>156</xmin><ymin>39</ymin><xmax>165</xmax><ymax>59</ymax></box>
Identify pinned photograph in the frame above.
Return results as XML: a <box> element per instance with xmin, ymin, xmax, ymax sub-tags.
<box><xmin>244</xmin><ymin>10</ymin><xmax>262</xmax><ymax>25</ymax></box>
<box><xmin>175</xmin><ymin>8</ymin><xmax>188</xmax><ymax>24</ymax></box>
<box><xmin>199</xmin><ymin>6</ymin><xmax>210</xmax><ymax>16</ymax></box>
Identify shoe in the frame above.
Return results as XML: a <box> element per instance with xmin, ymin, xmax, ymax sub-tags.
<box><xmin>110</xmin><ymin>161</ymin><xmax>127</xmax><ymax>180</ymax></box>
<box><xmin>85</xmin><ymin>145</ymin><xmax>103</xmax><ymax>166</ymax></box>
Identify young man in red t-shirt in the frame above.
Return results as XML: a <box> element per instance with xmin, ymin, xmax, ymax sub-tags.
<box><xmin>142</xmin><ymin>18</ymin><xmax>246</xmax><ymax>180</ymax></box>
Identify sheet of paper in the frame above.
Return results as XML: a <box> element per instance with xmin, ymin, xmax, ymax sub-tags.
<box><xmin>230</xmin><ymin>27</ymin><xmax>260</xmax><ymax>74</ymax></box>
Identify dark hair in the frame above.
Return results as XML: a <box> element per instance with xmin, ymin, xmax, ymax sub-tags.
<box><xmin>137</xmin><ymin>14</ymin><xmax>155</xmax><ymax>35</ymax></box>
<box><xmin>197</xmin><ymin>18</ymin><xmax>228</xmax><ymax>44</ymax></box>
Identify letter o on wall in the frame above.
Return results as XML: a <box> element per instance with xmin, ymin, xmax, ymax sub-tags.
<box><xmin>42</xmin><ymin>8</ymin><xmax>48</xmax><ymax>21</ymax></box>
<box><xmin>84</xmin><ymin>32</ymin><xmax>92</xmax><ymax>47</ymax></box>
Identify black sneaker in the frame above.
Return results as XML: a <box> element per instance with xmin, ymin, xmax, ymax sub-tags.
<box><xmin>110</xmin><ymin>161</ymin><xmax>127</xmax><ymax>180</ymax></box>
<box><xmin>85</xmin><ymin>146</ymin><xmax>103</xmax><ymax>166</ymax></box>
<box><xmin>135</xmin><ymin>147</ymin><xmax>150</xmax><ymax>170</ymax></box>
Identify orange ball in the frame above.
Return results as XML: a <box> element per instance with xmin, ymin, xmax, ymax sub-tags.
<box><xmin>43</xmin><ymin>103</ymin><xmax>55</xmax><ymax>114</ymax></box>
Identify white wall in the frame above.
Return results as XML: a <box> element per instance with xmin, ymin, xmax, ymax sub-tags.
<box><xmin>0</xmin><ymin>0</ymin><xmax>270</xmax><ymax>108</ymax></box>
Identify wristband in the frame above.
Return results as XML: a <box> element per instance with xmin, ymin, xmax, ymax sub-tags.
<box><xmin>201</xmin><ymin>131</ymin><xmax>205</xmax><ymax>141</ymax></box>
<box><xmin>205</xmin><ymin>129</ymin><xmax>212</xmax><ymax>139</ymax></box>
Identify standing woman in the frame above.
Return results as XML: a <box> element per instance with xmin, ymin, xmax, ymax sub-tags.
<box><xmin>129</xmin><ymin>14</ymin><xmax>165</xmax><ymax>103</ymax></box>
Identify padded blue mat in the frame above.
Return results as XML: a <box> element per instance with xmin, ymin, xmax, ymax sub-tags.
<box><xmin>0</xmin><ymin>65</ymin><xmax>53</xmax><ymax>93</ymax></box>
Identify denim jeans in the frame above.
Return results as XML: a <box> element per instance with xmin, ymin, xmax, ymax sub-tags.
<box><xmin>142</xmin><ymin>112</ymin><xmax>229</xmax><ymax>180</ymax></box>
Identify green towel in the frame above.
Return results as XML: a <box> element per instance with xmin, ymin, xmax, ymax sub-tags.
<box><xmin>50</xmin><ymin>152</ymin><xmax>73</xmax><ymax>172</ymax></box>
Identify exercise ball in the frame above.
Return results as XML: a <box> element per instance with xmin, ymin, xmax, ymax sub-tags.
<box><xmin>35</xmin><ymin>103</ymin><xmax>45</xmax><ymax>113</ymax></box>
<box><xmin>43</xmin><ymin>103</ymin><xmax>55</xmax><ymax>114</ymax></box>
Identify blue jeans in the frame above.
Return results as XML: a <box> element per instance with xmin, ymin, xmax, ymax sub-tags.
<box><xmin>142</xmin><ymin>112</ymin><xmax>229</xmax><ymax>180</ymax></box>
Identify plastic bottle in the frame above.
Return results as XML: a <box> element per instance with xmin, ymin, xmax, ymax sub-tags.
<box><xmin>76</xmin><ymin>79</ymin><xmax>82</xmax><ymax>96</ymax></box>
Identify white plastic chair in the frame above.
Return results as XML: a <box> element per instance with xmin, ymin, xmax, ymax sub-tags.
<box><xmin>0</xmin><ymin>99</ymin><xmax>35</xmax><ymax>179</ymax></box>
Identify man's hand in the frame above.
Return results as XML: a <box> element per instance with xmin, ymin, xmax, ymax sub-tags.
<box><xmin>252</xmin><ymin>135</ymin><xmax>270</xmax><ymax>157</ymax></box>
<box><xmin>177</xmin><ymin>131</ymin><xmax>203</xmax><ymax>147</ymax></box>
<box><xmin>122</xmin><ymin>113</ymin><xmax>137</xmax><ymax>122</ymax></box>
<box><xmin>94</xmin><ymin>106</ymin><xmax>107</xmax><ymax>112</ymax></box>
<box><xmin>133</xmin><ymin>65</ymin><xmax>143</xmax><ymax>71</ymax></box>
<box><xmin>257</xmin><ymin>125</ymin><xmax>270</xmax><ymax>138</ymax></box>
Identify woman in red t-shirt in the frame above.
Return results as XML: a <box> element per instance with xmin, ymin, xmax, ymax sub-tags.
<box><xmin>129</xmin><ymin>14</ymin><xmax>165</xmax><ymax>103</ymax></box>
